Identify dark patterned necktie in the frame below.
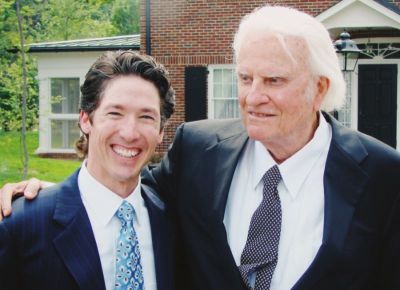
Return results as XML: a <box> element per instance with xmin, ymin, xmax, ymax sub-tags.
<box><xmin>238</xmin><ymin>165</ymin><xmax>282</xmax><ymax>290</ymax></box>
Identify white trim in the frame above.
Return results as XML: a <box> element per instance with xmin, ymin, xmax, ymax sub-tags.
<box><xmin>354</xmin><ymin>37</ymin><xmax>400</xmax><ymax>44</ymax></box>
<box><xmin>35</xmin><ymin>148</ymin><xmax>77</xmax><ymax>154</ymax></box>
<box><xmin>49</xmin><ymin>114</ymin><xmax>79</xmax><ymax>120</ymax></box>
<box><xmin>317</xmin><ymin>0</ymin><xmax>400</xmax><ymax>31</ymax></box>
<box><xmin>30</xmin><ymin>34</ymin><xmax>139</xmax><ymax>46</ymax></box>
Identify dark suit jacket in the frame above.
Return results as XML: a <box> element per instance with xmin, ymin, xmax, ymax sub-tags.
<box><xmin>145</xmin><ymin>112</ymin><xmax>400</xmax><ymax>290</ymax></box>
<box><xmin>0</xmin><ymin>169</ymin><xmax>175</xmax><ymax>290</ymax></box>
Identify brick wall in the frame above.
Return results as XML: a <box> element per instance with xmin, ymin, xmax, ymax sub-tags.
<box><xmin>140</xmin><ymin>0</ymin><xmax>343</xmax><ymax>154</ymax></box>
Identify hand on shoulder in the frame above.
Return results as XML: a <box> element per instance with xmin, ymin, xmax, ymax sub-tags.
<box><xmin>0</xmin><ymin>178</ymin><xmax>52</xmax><ymax>220</ymax></box>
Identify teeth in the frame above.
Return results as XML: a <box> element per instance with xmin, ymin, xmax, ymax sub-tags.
<box><xmin>113</xmin><ymin>146</ymin><xmax>139</xmax><ymax>158</ymax></box>
<box><xmin>251</xmin><ymin>112</ymin><xmax>268</xmax><ymax>117</ymax></box>
<box><xmin>250</xmin><ymin>111</ymin><xmax>274</xmax><ymax>117</ymax></box>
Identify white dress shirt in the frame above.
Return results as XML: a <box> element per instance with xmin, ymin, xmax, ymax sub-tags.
<box><xmin>78</xmin><ymin>162</ymin><xmax>157</xmax><ymax>290</ymax></box>
<box><xmin>223</xmin><ymin>112</ymin><xmax>332</xmax><ymax>290</ymax></box>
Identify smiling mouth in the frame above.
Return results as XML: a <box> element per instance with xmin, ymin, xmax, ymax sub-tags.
<box><xmin>249</xmin><ymin>111</ymin><xmax>275</xmax><ymax>118</ymax></box>
<box><xmin>112</xmin><ymin>145</ymin><xmax>140</xmax><ymax>158</ymax></box>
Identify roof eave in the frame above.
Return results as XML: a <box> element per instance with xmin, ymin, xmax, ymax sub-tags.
<box><xmin>28</xmin><ymin>45</ymin><xmax>140</xmax><ymax>53</ymax></box>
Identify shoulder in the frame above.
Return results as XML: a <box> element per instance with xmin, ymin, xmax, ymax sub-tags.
<box><xmin>141</xmin><ymin>184</ymin><xmax>165</xmax><ymax>211</ymax></box>
<box><xmin>325</xmin><ymin>112</ymin><xmax>400</xmax><ymax>174</ymax></box>
<box><xmin>175</xmin><ymin>118</ymin><xmax>245</xmax><ymax>146</ymax></box>
<box><xmin>2</xmin><ymin>170</ymin><xmax>80</xmax><ymax>229</ymax></box>
<box><xmin>5</xmin><ymin>186</ymin><xmax>58</xmax><ymax>224</ymax></box>
<box><xmin>180</xmin><ymin>118</ymin><xmax>243</xmax><ymax>135</ymax></box>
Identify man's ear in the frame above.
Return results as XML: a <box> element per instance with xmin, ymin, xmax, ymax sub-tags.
<box><xmin>313</xmin><ymin>76</ymin><xmax>330</xmax><ymax>111</ymax></box>
<box><xmin>79</xmin><ymin>111</ymin><xmax>92</xmax><ymax>135</ymax></box>
<box><xmin>157</xmin><ymin>128</ymin><xmax>164</xmax><ymax>144</ymax></box>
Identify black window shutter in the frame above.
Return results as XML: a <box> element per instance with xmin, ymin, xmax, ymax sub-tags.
<box><xmin>184</xmin><ymin>66</ymin><xmax>208</xmax><ymax>122</ymax></box>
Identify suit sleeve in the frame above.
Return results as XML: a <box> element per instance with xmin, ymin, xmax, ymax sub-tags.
<box><xmin>142</xmin><ymin>123</ymin><xmax>185</xmax><ymax>206</ymax></box>
<box><xmin>379</xmin><ymin>192</ymin><xmax>400</xmax><ymax>289</ymax></box>
<box><xmin>0</xmin><ymin>220</ymin><xmax>19</xmax><ymax>290</ymax></box>
<box><xmin>142</xmin><ymin>124</ymin><xmax>194</xmax><ymax>290</ymax></box>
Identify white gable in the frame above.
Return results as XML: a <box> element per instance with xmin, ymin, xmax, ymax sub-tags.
<box><xmin>317</xmin><ymin>0</ymin><xmax>400</xmax><ymax>30</ymax></box>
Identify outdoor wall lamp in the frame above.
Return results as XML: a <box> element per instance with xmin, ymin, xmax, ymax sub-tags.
<box><xmin>334</xmin><ymin>30</ymin><xmax>361</xmax><ymax>72</ymax></box>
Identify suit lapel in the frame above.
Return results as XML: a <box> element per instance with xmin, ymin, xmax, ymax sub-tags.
<box><xmin>52</xmin><ymin>170</ymin><xmax>106</xmax><ymax>290</ymax></box>
<box><xmin>203</xmin><ymin>122</ymin><xmax>249</xmax><ymax>221</ymax></box>
<box><xmin>200</xmin><ymin>121</ymin><xmax>249</xmax><ymax>284</ymax></box>
<box><xmin>293</xmin><ymin>113</ymin><xmax>369</xmax><ymax>289</ymax></box>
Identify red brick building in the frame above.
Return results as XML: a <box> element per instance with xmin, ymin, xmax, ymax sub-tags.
<box><xmin>140</xmin><ymin>0</ymin><xmax>400</xmax><ymax>154</ymax></box>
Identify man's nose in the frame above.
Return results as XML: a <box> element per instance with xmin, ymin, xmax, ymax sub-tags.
<box><xmin>119</xmin><ymin>116</ymin><xmax>141</xmax><ymax>141</ymax></box>
<box><xmin>245</xmin><ymin>80</ymin><xmax>269</xmax><ymax>105</ymax></box>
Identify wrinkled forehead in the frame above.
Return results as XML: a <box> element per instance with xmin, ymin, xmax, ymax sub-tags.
<box><xmin>236</xmin><ymin>31</ymin><xmax>310</xmax><ymax>69</ymax></box>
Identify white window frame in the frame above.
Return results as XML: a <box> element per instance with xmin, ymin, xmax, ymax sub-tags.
<box><xmin>207</xmin><ymin>64</ymin><xmax>239</xmax><ymax>119</ymax></box>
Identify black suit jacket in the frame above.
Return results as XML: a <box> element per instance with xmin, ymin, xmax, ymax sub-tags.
<box><xmin>0</xmin><ymin>169</ymin><xmax>175</xmax><ymax>290</ymax></box>
<box><xmin>145</xmin><ymin>112</ymin><xmax>400</xmax><ymax>290</ymax></box>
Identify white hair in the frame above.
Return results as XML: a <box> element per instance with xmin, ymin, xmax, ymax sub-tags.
<box><xmin>233</xmin><ymin>6</ymin><xmax>346</xmax><ymax>112</ymax></box>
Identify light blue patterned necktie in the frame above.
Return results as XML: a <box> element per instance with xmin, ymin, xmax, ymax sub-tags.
<box><xmin>115</xmin><ymin>201</ymin><xmax>144</xmax><ymax>290</ymax></box>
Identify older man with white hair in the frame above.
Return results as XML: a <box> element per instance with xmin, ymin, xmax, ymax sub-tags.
<box><xmin>1</xmin><ymin>5</ymin><xmax>400</xmax><ymax>290</ymax></box>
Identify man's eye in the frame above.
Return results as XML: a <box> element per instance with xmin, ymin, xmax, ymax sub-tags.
<box><xmin>108</xmin><ymin>112</ymin><xmax>121</xmax><ymax>116</ymax></box>
<box><xmin>238</xmin><ymin>74</ymin><xmax>252</xmax><ymax>85</ymax></box>
<box><xmin>141</xmin><ymin>115</ymin><xmax>155</xmax><ymax>120</ymax></box>
<box><xmin>266</xmin><ymin>77</ymin><xmax>285</xmax><ymax>86</ymax></box>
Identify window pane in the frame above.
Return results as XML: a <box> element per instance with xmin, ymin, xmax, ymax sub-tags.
<box><xmin>68</xmin><ymin>120</ymin><xmax>80</xmax><ymax>148</ymax></box>
<box><xmin>66</xmin><ymin>79</ymin><xmax>80</xmax><ymax>113</ymax></box>
<box><xmin>222</xmin><ymin>69</ymin><xmax>233</xmax><ymax>84</ymax></box>
<box><xmin>213</xmin><ymin>99</ymin><xmax>239</xmax><ymax>119</ymax></box>
<box><xmin>51</xmin><ymin>79</ymin><xmax>63</xmax><ymax>113</ymax></box>
<box><xmin>51</xmin><ymin>120</ymin><xmax>80</xmax><ymax>149</ymax></box>
<box><xmin>51</xmin><ymin>78</ymin><xmax>80</xmax><ymax>114</ymax></box>
<box><xmin>214</xmin><ymin>84</ymin><xmax>222</xmax><ymax>99</ymax></box>
<box><xmin>51</xmin><ymin>120</ymin><xmax>63</xmax><ymax>148</ymax></box>
<box><xmin>214</xmin><ymin>69</ymin><xmax>222</xmax><ymax>83</ymax></box>
<box><xmin>223</xmin><ymin>83</ymin><xmax>233</xmax><ymax>99</ymax></box>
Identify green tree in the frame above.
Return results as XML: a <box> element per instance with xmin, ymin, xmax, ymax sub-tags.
<box><xmin>39</xmin><ymin>0</ymin><xmax>116</xmax><ymax>41</ymax></box>
<box><xmin>0</xmin><ymin>56</ymin><xmax>38</xmax><ymax>131</ymax></box>
<box><xmin>111</xmin><ymin>0</ymin><xmax>139</xmax><ymax>35</ymax></box>
<box><xmin>0</xmin><ymin>0</ymin><xmax>38</xmax><ymax>133</ymax></box>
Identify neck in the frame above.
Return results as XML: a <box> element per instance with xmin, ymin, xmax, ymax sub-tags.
<box><xmin>110</xmin><ymin>180</ymin><xmax>138</xmax><ymax>199</ymax></box>
<box><xmin>85</xmin><ymin>162</ymin><xmax>139</xmax><ymax>199</ymax></box>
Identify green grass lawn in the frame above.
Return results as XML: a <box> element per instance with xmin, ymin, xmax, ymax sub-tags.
<box><xmin>0</xmin><ymin>131</ymin><xmax>81</xmax><ymax>184</ymax></box>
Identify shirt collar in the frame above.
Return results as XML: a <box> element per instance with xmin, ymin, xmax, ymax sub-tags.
<box><xmin>251</xmin><ymin>112</ymin><xmax>332</xmax><ymax>199</ymax></box>
<box><xmin>78</xmin><ymin>161</ymin><xmax>143</xmax><ymax>227</ymax></box>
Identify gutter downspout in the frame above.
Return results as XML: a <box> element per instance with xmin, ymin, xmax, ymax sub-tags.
<box><xmin>146</xmin><ymin>0</ymin><xmax>151</xmax><ymax>55</ymax></box>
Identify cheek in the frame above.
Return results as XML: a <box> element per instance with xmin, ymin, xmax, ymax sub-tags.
<box><xmin>141</xmin><ymin>127</ymin><xmax>164</xmax><ymax>146</ymax></box>
<box><xmin>237</xmin><ymin>84</ymin><xmax>247</xmax><ymax>101</ymax></box>
<box><xmin>238</xmin><ymin>93</ymin><xmax>247</xmax><ymax>109</ymax></box>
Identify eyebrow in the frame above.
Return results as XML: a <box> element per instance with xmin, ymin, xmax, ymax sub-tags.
<box><xmin>104</xmin><ymin>104</ymin><xmax>159</xmax><ymax>115</ymax></box>
<box><xmin>104</xmin><ymin>104</ymin><xmax>124</xmax><ymax>110</ymax></box>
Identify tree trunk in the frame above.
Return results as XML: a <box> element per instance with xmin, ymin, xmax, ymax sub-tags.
<box><xmin>16</xmin><ymin>0</ymin><xmax>29</xmax><ymax>179</ymax></box>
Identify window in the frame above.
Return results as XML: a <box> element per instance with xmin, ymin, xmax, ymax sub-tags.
<box><xmin>208</xmin><ymin>65</ymin><xmax>239</xmax><ymax>119</ymax></box>
<box><xmin>49</xmin><ymin>78</ymin><xmax>80</xmax><ymax>149</ymax></box>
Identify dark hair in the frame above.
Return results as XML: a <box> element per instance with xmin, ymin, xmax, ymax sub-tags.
<box><xmin>75</xmin><ymin>50</ymin><xmax>175</xmax><ymax>157</ymax></box>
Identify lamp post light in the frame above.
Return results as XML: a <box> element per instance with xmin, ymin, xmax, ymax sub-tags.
<box><xmin>334</xmin><ymin>30</ymin><xmax>361</xmax><ymax>72</ymax></box>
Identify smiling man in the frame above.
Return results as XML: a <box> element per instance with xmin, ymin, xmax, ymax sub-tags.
<box><xmin>0</xmin><ymin>51</ymin><xmax>175</xmax><ymax>290</ymax></box>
